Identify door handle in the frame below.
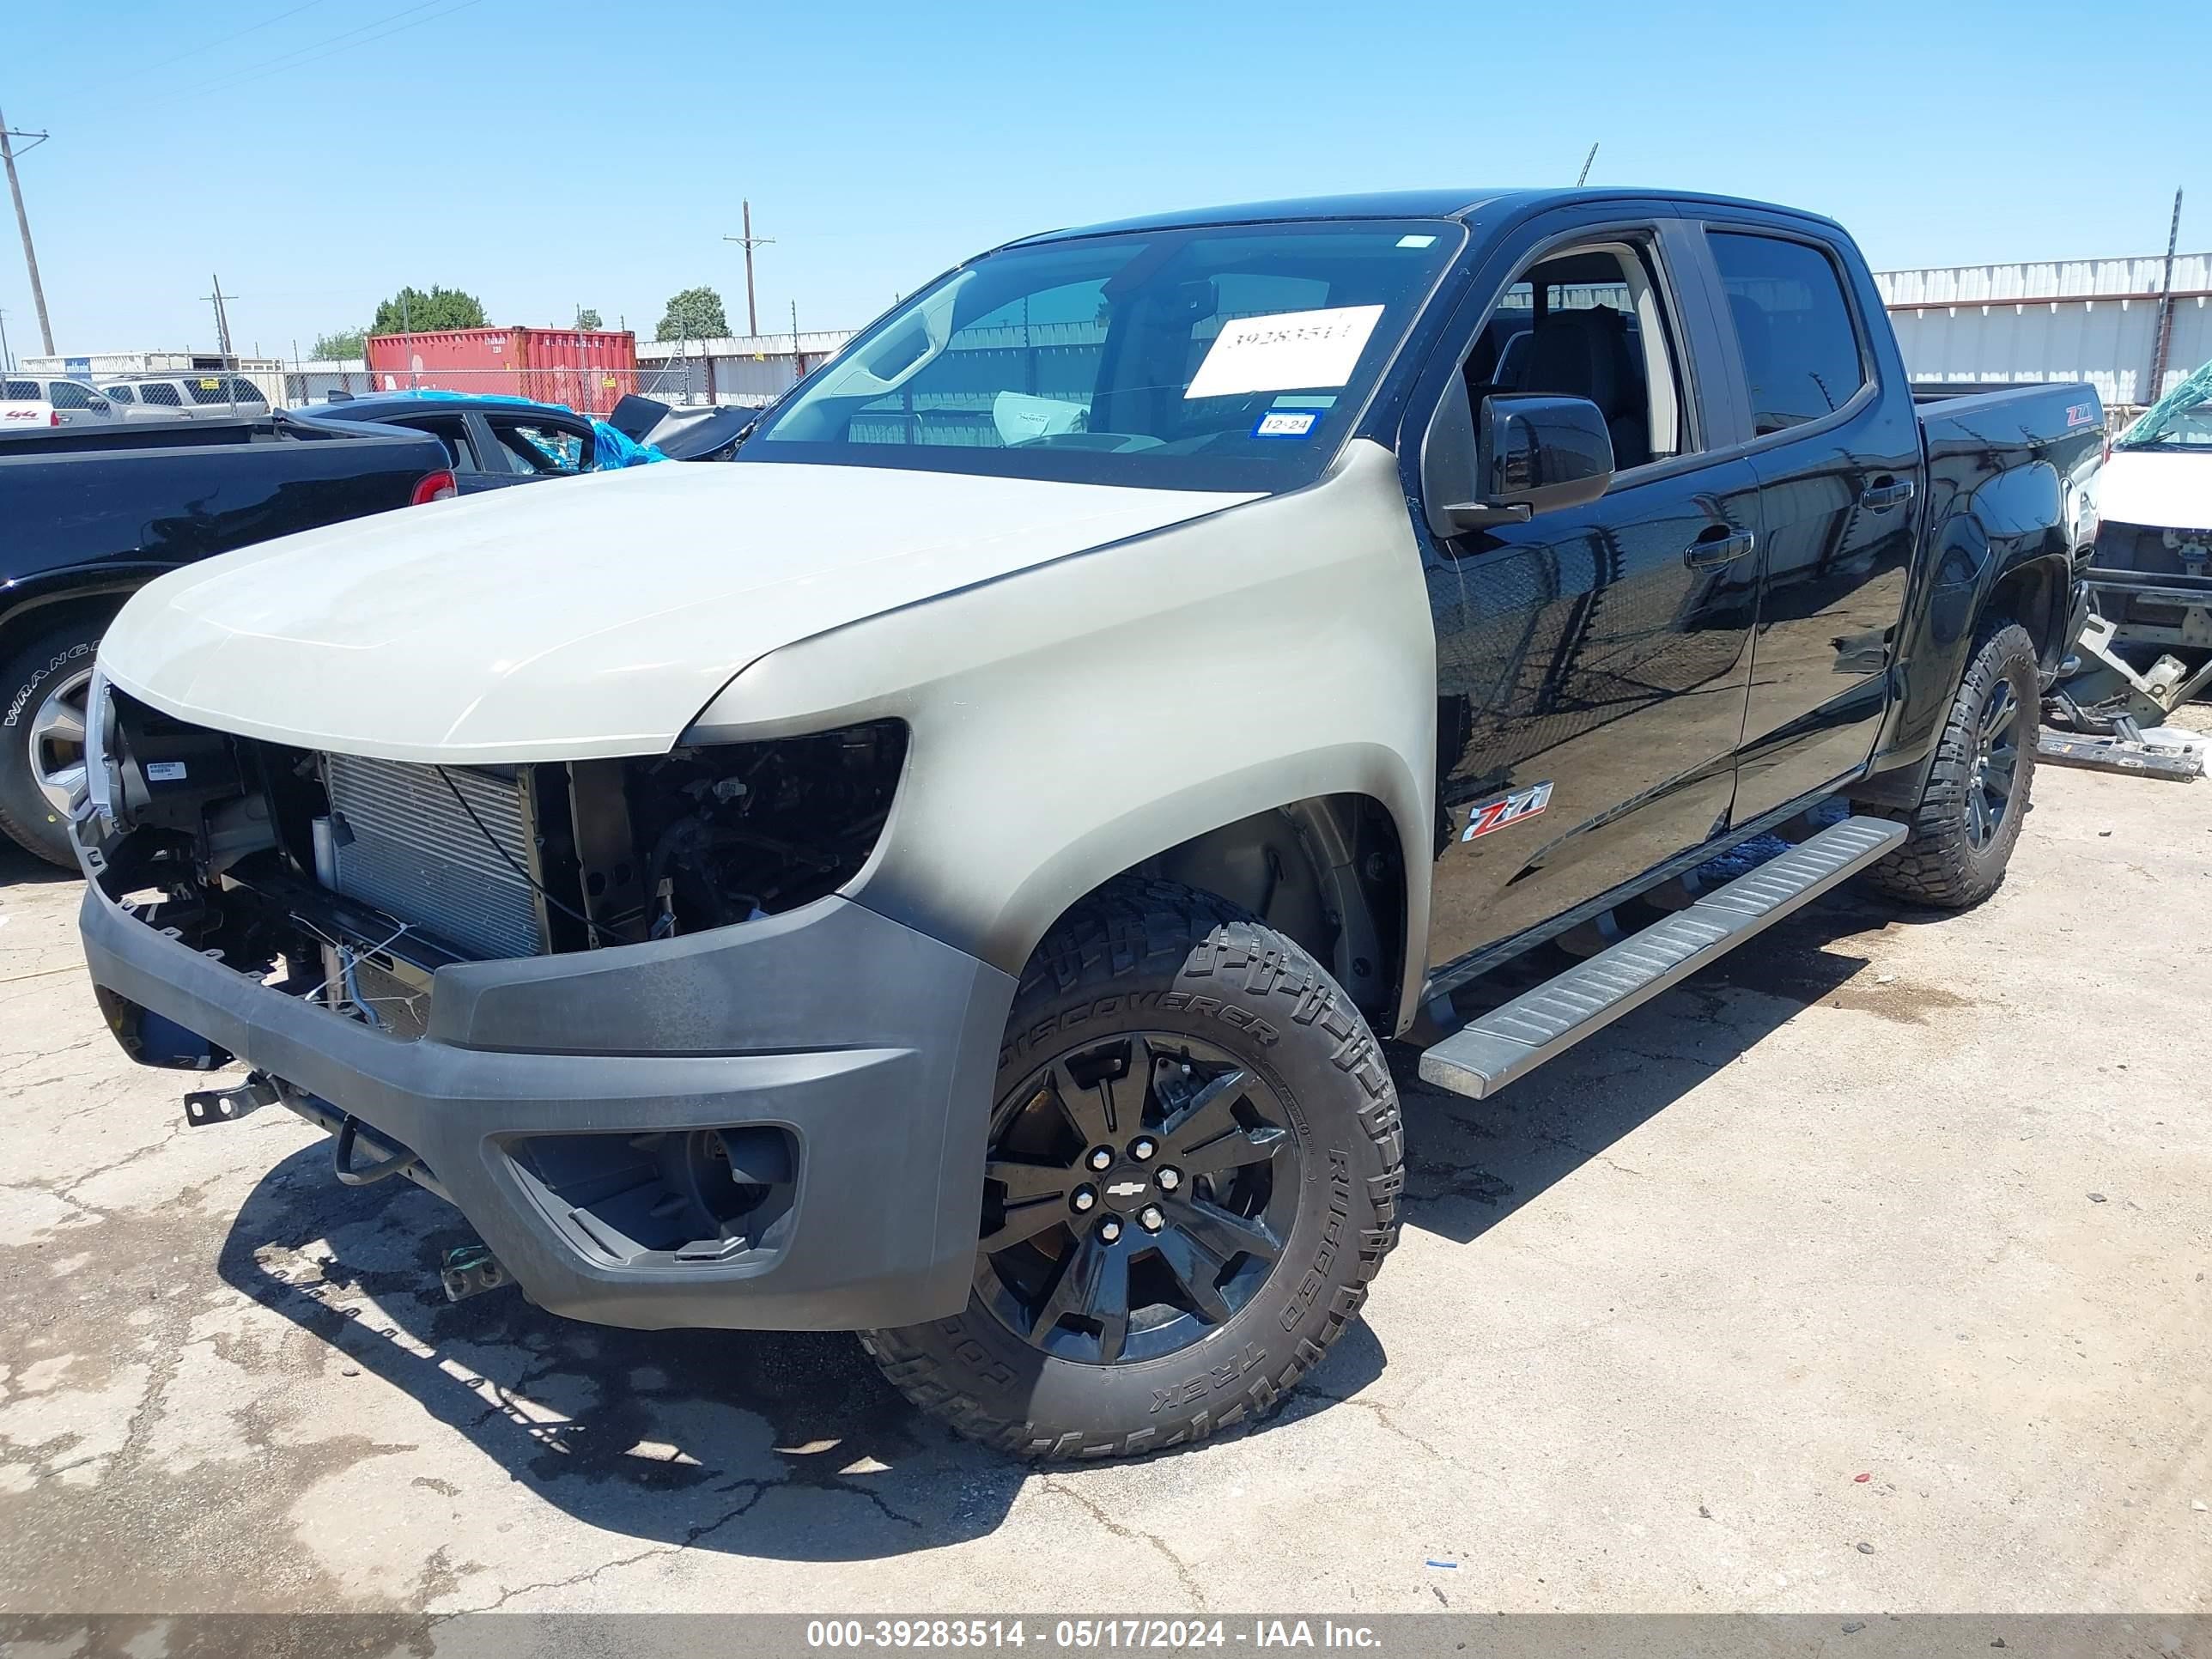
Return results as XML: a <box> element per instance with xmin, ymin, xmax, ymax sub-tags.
<box><xmin>1683</xmin><ymin>528</ymin><xmax>1756</xmax><ymax>569</ymax></box>
<box><xmin>1860</xmin><ymin>478</ymin><xmax>1915</xmax><ymax>511</ymax></box>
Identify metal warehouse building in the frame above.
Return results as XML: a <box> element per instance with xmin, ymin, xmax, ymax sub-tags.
<box><xmin>1876</xmin><ymin>252</ymin><xmax>2209</xmax><ymax>416</ymax></box>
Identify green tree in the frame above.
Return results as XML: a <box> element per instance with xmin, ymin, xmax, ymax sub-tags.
<box><xmin>370</xmin><ymin>284</ymin><xmax>487</xmax><ymax>335</ymax></box>
<box><xmin>310</xmin><ymin>327</ymin><xmax>365</xmax><ymax>360</ymax></box>
<box><xmin>654</xmin><ymin>286</ymin><xmax>729</xmax><ymax>342</ymax></box>
<box><xmin>574</xmin><ymin>307</ymin><xmax>603</xmax><ymax>330</ymax></box>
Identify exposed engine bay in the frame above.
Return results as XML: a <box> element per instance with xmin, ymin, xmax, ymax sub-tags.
<box><xmin>82</xmin><ymin>680</ymin><xmax>906</xmax><ymax>1042</ymax></box>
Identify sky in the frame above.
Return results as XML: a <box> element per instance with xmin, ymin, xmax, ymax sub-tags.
<box><xmin>1</xmin><ymin>0</ymin><xmax>2204</xmax><ymax>363</ymax></box>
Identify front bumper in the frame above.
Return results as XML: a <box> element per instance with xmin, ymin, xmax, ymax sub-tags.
<box><xmin>78</xmin><ymin>870</ymin><xmax>1014</xmax><ymax>1332</ymax></box>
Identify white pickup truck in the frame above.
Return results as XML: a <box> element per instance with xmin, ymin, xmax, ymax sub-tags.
<box><xmin>72</xmin><ymin>186</ymin><xmax>2098</xmax><ymax>1459</ymax></box>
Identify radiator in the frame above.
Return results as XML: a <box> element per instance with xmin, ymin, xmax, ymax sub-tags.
<box><xmin>324</xmin><ymin>753</ymin><xmax>544</xmax><ymax>960</ymax></box>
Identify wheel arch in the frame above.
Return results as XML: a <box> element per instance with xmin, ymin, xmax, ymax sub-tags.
<box><xmin>968</xmin><ymin>748</ymin><xmax>1432</xmax><ymax>1037</ymax></box>
<box><xmin>1982</xmin><ymin>550</ymin><xmax>2072</xmax><ymax>675</ymax></box>
<box><xmin>1083</xmin><ymin>788</ymin><xmax>1415</xmax><ymax>1029</ymax></box>
<box><xmin>0</xmin><ymin>569</ymin><xmax>156</xmax><ymax>667</ymax></box>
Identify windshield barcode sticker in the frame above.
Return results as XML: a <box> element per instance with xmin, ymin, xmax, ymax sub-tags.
<box><xmin>146</xmin><ymin>762</ymin><xmax>189</xmax><ymax>782</ymax></box>
<box><xmin>1185</xmin><ymin>304</ymin><xmax>1385</xmax><ymax>400</ymax></box>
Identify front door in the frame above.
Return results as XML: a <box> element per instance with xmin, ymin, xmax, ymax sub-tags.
<box><xmin>1411</xmin><ymin>214</ymin><xmax>1762</xmax><ymax>975</ymax></box>
<box><xmin>1696</xmin><ymin>222</ymin><xmax>1922</xmax><ymax>821</ymax></box>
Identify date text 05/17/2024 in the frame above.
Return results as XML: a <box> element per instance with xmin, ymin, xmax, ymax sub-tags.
<box><xmin>805</xmin><ymin>1620</ymin><xmax>1385</xmax><ymax>1650</ymax></box>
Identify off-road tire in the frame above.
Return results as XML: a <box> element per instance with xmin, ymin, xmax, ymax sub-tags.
<box><xmin>1863</xmin><ymin>618</ymin><xmax>2039</xmax><ymax>908</ymax></box>
<box><xmin>0</xmin><ymin>617</ymin><xmax>105</xmax><ymax>868</ymax></box>
<box><xmin>860</xmin><ymin>879</ymin><xmax>1403</xmax><ymax>1459</ymax></box>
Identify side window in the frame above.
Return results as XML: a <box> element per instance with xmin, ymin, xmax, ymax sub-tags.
<box><xmin>3</xmin><ymin>380</ymin><xmax>35</xmax><ymax>400</ymax></box>
<box><xmin>137</xmin><ymin>381</ymin><xmax>183</xmax><ymax>407</ymax></box>
<box><xmin>1707</xmin><ymin>232</ymin><xmax>1867</xmax><ymax>435</ymax></box>
<box><xmin>185</xmin><ymin>376</ymin><xmax>248</xmax><ymax>404</ymax></box>
<box><xmin>491</xmin><ymin>419</ymin><xmax>589</xmax><ymax>474</ymax></box>
<box><xmin>403</xmin><ymin>416</ymin><xmax>479</xmax><ymax>472</ymax></box>
<box><xmin>48</xmin><ymin>381</ymin><xmax>92</xmax><ymax>410</ymax></box>
<box><xmin>1460</xmin><ymin>238</ymin><xmax>1690</xmax><ymax>473</ymax></box>
<box><xmin>224</xmin><ymin>377</ymin><xmax>267</xmax><ymax>404</ymax></box>
<box><xmin>105</xmin><ymin>385</ymin><xmax>136</xmax><ymax>404</ymax></box>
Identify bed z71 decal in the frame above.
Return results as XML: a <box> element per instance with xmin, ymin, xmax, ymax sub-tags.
<box><xmin>1462</xmin><ymin>781</ymin><xmax>1553</xmax><ymax>842</ymax></box>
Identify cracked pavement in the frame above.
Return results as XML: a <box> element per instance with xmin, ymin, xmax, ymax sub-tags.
<box><xmin>2</xmin><ymin>738</ymin><xmax>2209</xmax><ymax>1615</ymax></box>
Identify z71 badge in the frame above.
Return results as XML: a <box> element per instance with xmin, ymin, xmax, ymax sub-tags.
<box><xmin>1462</xmin><ymin>781</ymin><xmax>1553</xmax><ymax>841</ymax></box>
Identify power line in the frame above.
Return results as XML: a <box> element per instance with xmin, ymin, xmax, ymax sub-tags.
<box><xmin>118</xmin><ymin>0</ymin><xmax>336</xmax><ymax>84</ymax></box>
<box><xmin>141</xmin><ymin>0</ymin><xmax>482</xmax><ymax>113</ymax></box>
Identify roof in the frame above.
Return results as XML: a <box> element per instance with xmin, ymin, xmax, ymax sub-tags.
<box><xmin>304</xmin><ymin>391</ymin><xmax>583</xmax><ymax>422</ymax></box>
<box><xmin>1010</xmin><ymin>186</ymin><xmax>1835</xmax><ymax>246</ymax></box>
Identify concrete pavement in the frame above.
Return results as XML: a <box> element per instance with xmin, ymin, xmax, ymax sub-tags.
<box><xmin>2</xmin><ymin>738</ymin><xmax>2207</xmax><ymax>1616</ymax></box>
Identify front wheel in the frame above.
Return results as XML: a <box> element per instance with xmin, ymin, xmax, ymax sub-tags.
<box><xmin>861</xmin><ymin>881</ymin><xmax>1404</xmax><ymax>1459</ymax></box>
<box><xmin>0</xmin><ymin>617</ymin><xmax>106</xmax><ymax>869</ymax></box>
<box><xmin>1863</xmin><ymin>618</ymin><xmax>2039</xmax><ymax>908</ymax></box>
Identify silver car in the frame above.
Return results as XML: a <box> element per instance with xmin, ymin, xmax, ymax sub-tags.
<box><xmin>98</xmin><ymin>374</ymin><xmax>270</xmax><ymax>422</ymax></box>
<box><xmin>2</xmin><ymin>376</ymin><xmax>118</xmax><ymax>423</ymax></box>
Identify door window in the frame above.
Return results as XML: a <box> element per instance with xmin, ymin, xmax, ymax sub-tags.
<box><xmin>1457</xmin><ymin>238</ymin><xmax>1691</xmax><ymax>472</ymax></box>
<box><xmin>1706</xmin><ymin>232</ymin><xmax>1867</xmax><ymax>435</ymax></box>
<box><xmin>104</xmin><ymin>384</ymin><xmax>136</xmax><ymax>404</ymax></box>
<box><xmin>403</xmin><ymin>416</ymin><xmax>481</xmax><ymax>471</ymax></box>
<box><xmin>137</xmin><ymin>382</ymin><xmax>184</xmax><ymax>407</ymax></box>
<box><xmin>490</xmin><ymin>419</ymin><xmax>591</xmax><ymax>474</ymax></box>
<box><xmin>47</xmin><ymin>381</ymin><xmax>94</xmax><ymax>410</ymax></box>
<box><xmin>185</xmin><ymin>375</ymin><xmax>265</xmax><ymax>405</ymax></box>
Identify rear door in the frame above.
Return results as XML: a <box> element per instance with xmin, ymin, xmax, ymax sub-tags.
<box><xmin>389</xmin><ymin>413</ymin><xmax>509</xmax><ymax>493</ymax></box>
<box><xmin>1686</xmin><ymin>216</ymin><xmax>1922</xmax><ymax>820</ymax></box>
<box><xmin>135</xmin><ymin>381</ymin><xmax>187</xmax><ymax>420</ymax></box>
<box><xmin>1407</xmin><ymin>205</ymin><xmax>1764</xmax><ymax>975</ymax></box>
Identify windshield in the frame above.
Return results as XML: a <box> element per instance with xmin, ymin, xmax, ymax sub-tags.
<box><xmin>2116</xmin><ymin>357</ymin><xmax>2212</xmax><ymax>450</ymax></box>
<box><xmin>743</xmin><ymin>219</ymin><xmax>1463</xmax><ymax>490</ymax></box>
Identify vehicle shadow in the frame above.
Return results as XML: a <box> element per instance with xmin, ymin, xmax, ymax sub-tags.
<box><xmin>1390</xmin><ymin>886</ymin><xmax>1917</xmax><ymax>1245</ymax></box>
<box><xmin>215</xmin><ymin>1144</ymin><xmax>1390</xmax><ymax>1561</ymax></box>
<box><xmin>209</xmin><ymin>884</ymin><xmax>1910</xmax><ymax>1555</ymax></box>
<box><xmin>0</xmin><ymin>842</ymin><xmax>76</xmax><ymax>892</ymax></box>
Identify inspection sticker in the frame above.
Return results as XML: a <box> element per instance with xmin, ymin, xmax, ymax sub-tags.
<box><xmin>1252</xmin><ymin>409</ymin><xmax>1319</xmax><ymax>439</ymax></box>
<box><xmin>1185</xmin><ymin>303</ymin><xmax>1385</xmax><ymax>399</ymax></box>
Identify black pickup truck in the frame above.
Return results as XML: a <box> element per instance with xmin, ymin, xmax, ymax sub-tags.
<box><xmin>74</xmin><ymin>188</ymin><xmax>2101</xmax><ymax>1458</ymax></box>
<box><xmin>0</xmin><ymin>413</ymin><xmax>452</xmax><ymax>866</ymax></box>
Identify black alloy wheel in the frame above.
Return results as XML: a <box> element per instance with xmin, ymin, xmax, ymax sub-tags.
<box><xmin>1963</xmin><ymin>675</ymin><xmax>2022</xmax><ymax>850</ymax></box>
<box><xmin>976</xmin><ymin>1031</ymin><xmax>1298</xmax><ymax>1367</ymax></box>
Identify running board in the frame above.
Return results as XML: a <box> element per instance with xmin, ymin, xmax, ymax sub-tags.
<box><xmin>1416</xmin><ymin>815</ymin><xmax>1905</xmax><ymax>1099</ymax></box>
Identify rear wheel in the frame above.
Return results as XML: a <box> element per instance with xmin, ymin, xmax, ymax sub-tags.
<box><xmin>1863</xmin><ymin>618</ymin><xmax>2039</xmax><ymax>908</ymax></box>
<box><xmin>0</xmin><ymin>617</ymin><xmax>105</xmax><ymax>868</ymax></box>
<box><xmin>861</xmin><ymin>881</ymin><xmax>1403</xmax><ymax>1459</ymax></box>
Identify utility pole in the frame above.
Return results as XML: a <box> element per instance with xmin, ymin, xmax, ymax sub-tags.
<box><xmin>0</xmin><ymin>106</ymin><xmax>56</xmax><ymax>356</ymax></box>
<box><xmin>204</xmin><ymin>274</ymin><xmax>238</xmax><ymax>361</ymax></box>
<box><xmin>0</xmin><ymin>307</ymin><xmax>11</xmax><ymax>373</ymax></box>
<box><xmin>723</xmin><ymin>199</ymin><xmax>773</xmax><ymax>337</ymax></box>
<box><xmin>2148</xmin><ymin>187</ymin><xmax>2185</xmax><ymax>404</ymax></box>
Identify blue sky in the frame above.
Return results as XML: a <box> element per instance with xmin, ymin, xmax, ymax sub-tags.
<box><xmin>2</xmin><ymin>0</ymin><xmax>2203</xmax><ymax>361</ymax></box>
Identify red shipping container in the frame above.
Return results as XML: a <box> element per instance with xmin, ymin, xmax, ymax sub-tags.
<box><xmin>364</xmin><ymin>326</ymin><xmax>640</xmax><ymax>419</ymax></box>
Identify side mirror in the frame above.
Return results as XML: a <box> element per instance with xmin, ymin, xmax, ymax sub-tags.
<box><xmin>1423</xmin><ymin>388</ymin><xmax>1616</xmax><ymax>538</ymax></box>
